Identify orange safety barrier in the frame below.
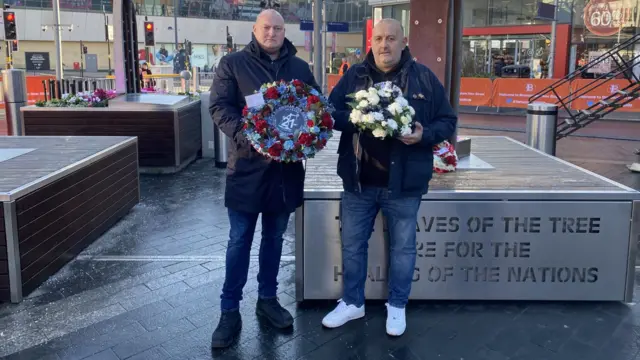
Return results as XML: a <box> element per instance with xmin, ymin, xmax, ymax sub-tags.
<box><xmin>327</xmin><ymin>74</ymin><xmax>341</xmax><ymax>94</ymax></box>
<box><xmin>459</xmin><ymin>78</ymin><xmax>493</xmax><ymax>107</ymax></box>
<box><xmin>570</xmin><ymin>79</ymin><xmax>640</xmax><ymax>112</ymax></box>
<box><xmin>492</xmin><ymin>78</ymin><xmax>571</xmax><ymax>108</ymax></box>
<box><xmin>0</xmin><ymin>75</ymin><xmax>56</xmax><ymax>109</ymax></box>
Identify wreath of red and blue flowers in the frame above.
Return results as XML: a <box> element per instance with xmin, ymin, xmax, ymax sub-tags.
<box><xmin>241</xmin><ymin>79</ymin><xmax>334</xmax><ymax>162</ymax></box>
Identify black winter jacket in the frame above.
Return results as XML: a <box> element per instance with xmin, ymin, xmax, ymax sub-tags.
<box><xmin>329</xmin><ymin>48</ymin><xmax>457</xmax><ymax>198</ymax></box>
<box><xmin>209</xmin><ymin>37</ymin><xmax>319</xmax><ymax>213</ymax></box>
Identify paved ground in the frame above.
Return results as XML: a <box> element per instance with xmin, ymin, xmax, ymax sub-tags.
<box><xmin>0</xmin><ymin>115</ymin><xmax>639</xmax><ymax>360</ymax></box>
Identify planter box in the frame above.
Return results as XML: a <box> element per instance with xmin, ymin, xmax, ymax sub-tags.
<box><xmin>21</xmin><ymin>95</ymin><xmax>202</xmax><ymax>174</ymax></box>
<box><xmin>0</xmin><ymin>136</ymin><xmax>139</xmax><ymax>303</ymax></box>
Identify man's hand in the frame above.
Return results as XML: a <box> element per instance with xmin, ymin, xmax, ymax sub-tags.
<box><xmin>398</xmin><ymin>122</ymin><xmax>424</xmax><ymax>145</ymax></box>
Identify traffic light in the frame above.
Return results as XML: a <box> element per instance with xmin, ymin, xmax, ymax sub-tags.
<box><xmin>144</xmin><ymin>21</ymin><xmax>155</xmax><ymax>46</ymax></box>
<box><xmin>82</xmin><ymin>46</ymin><xmax>87</xmax><ymax>54</ymax></box>
<box><xmin>3</xmin><ymin>11</ymin><xmax>16</xmax><ymax>40</ymax></box>
<box><xmin>10</xmin><ymin>39</ymin><xmax>17</xmax><ymax>51</ymax></box>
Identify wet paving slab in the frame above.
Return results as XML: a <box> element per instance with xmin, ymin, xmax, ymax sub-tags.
<box><xmin>1</xmin><ymin>133</ymin><xmax>640</xmax><ymax>360</ymax></box>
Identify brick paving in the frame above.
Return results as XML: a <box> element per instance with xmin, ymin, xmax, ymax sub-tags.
<box><xmin>0</xmin><ymin>117</ymin><xmax>639</xmax><ymax>360</ymax></box>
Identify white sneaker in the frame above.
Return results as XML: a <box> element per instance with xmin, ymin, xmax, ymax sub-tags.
<box><xmin>385</xmin><ymin>303</ymin><xmax>406</xmax><ymax>336</ymax></box>
<box><xmin>321</xmin><ymin>299</ymin><xmax>365</xmax><ymax>328</ymax></box>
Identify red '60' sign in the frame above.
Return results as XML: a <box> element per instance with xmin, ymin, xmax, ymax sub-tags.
<box><xmin>584</xmin><ymin>0</ymin><xmax>633</xmax><ymax>37</ymax></box>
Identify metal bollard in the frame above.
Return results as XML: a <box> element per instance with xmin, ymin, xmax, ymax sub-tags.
<box><xmin>214</xmin><ymin>124</ymin><xmax>231</xmax><ymax>168</ymax></box>
<box><xmin>526</xmin><ymin>102</ymin><xmax>558</xmax><ymax>156</ymax></box>
<box><xmin>2</xmin><ymin>69</ymin><xmax>28</xmax><ymax>136</ymax></box>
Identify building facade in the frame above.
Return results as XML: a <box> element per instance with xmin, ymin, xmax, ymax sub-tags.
<box><xmin>0</xmin><ymin>0</ymin><xmax>368</xmax><ymax>71</ymax></box>
<box><xmin>369</xmin><ymin>0</ymin><xmax>640</xmax><ymax>79</ymax></box>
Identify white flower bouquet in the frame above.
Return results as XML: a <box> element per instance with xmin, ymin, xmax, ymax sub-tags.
<box><xmin>346</xmin><ymin>81</ymin><xmax>415</xmax><ymax>138</ymax></box>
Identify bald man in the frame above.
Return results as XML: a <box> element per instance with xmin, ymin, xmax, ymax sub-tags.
<box><xmin>209</xmin><ymin>9</ymin><xmax>319</xmax><ymax>348</ymax></box>
<box><xmin>322</xmin><ymin>19</ymin><xmax>457</xmax><ymax>336</ymax></box>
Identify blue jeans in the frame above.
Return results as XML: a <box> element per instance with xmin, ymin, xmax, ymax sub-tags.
<box><xmin>220</xmin><ymin>209</ymin><xmax>290</xmax><ymax>311</ymax></box>
<box><xmin>341</xmin><ymin>187</ymin><xmax>421</xmax><ymax>308</ymax></box>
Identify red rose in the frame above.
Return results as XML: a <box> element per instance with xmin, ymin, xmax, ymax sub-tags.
<box><xmin>315</xmin><ymin>138</ymin><xmax>327</xmax><ymax>149</ymax></box>
<box><xmin>262</xmin><ymin>107</ymin><xmax>272</xmax><ymax>117</ymax></box>
<box><xmin>268</xmin><ymin>142</ymin><xmax>283</xmax><ymax>157</ymax></box>
<box><xmin>292</xmin><ymin>80</ymin><xmax>304</xmax><ymax>87</ymax></box>
<box><xmin>321</xmin><ymin>112</ymin><xmax>333</xmax><ymax>130</ymax></box>
<box><xmin>307</xmin><ymin>120</ymin><xmax>315</xmax><ymax>127</ymax></box>
<box><xmin>307</xmin><ymin>95</ymin><xmax>320</xmax><ymax>104</ymax></box>
<box><xmin>255</xmin><ymin>119</ymin><xmax>268</xmax><ymax>133</ymax></box>
<box><xmin>265</xmin><ymin>87</ymin><xmax>279</xmax><ymax>100</ymax></box>
<box><xmin>288</xmin><ymin>96</ymin><xmax>296</xmax><ymax>104</ymax></box>
<box><xmin>298</xmin><ymin>133</ymin><xmax>314</xmax><ymax>146</ymax></box>
<box><xmin>242</xmin><ymin>106</ymin><xmax>248</xmax><ymax>117</ymax></box>
<box><xmin>444</xmin><ymin>155</ymin><xmax>456</xmax><ymax>165</ymax></box>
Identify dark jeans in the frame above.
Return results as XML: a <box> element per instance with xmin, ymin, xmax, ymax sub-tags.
<box><xmin>341</xmin><ymin>187</ymin><xmax>421</xmax><ymax>308</ymax></box>
<box><xmin>220</xmin><ymin>209</ymin><xmax>290</xmax><ymax>311</ymax></box>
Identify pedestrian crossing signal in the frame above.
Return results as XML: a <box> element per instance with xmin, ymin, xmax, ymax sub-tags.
<box><xmin>11</xmin><ymin>40</ymin><xmax>17</xmax><ymax>52</ymax></box>
<box><xmin>144</xmin><ymin>21</ymin><xmax>155</xmax><ymax>46</ymax></box>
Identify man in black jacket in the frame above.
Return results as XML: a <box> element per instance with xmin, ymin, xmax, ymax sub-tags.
<box><xmin>209</xmin><ymin>9</ymin><xmax>319</xmax><ymax>348</ymax></box>
<box><xmin>321</xmin><ymin>19</ymin><xmax>457</xmax><ymax>336</ymax></box>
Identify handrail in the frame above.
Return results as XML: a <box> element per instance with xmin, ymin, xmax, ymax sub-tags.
<box><xmin>529</xmin><ymin>33</ymin><xmax>640</xmax><ymax>103</ymax></box>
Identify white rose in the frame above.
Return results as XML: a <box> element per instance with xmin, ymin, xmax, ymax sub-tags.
<box><xmin>355</xmin><ymin>90</ymin><xmax>369</xmax><ymax>100</ymax></box>
<box><xmin>386</xmin><ymin>119</ymin><xmax>398</xmax><ymax>130</ymax></box>
<box><xmin>372</xmin><ymin>128</ymin><xmax>387</xmax><ymax>138</ymax></box>
<box><xmin>388</xmin><ymin>102</ymin><xmax>402</xmax><ymax>115</ymax></box>
<box><xmin>400</xmin><ymin>116</ymin><xmax>410</xmax><ymax>125</ymax></box>
<box><xmin>358</xmin><ymin>100</ymin><xmax>369</xmax><ymax>108</ymax></box>
<box><xmin>381</xmin><ymin>121</ymin><xmax>387</xmax><ymax>127</ymax></box>
<box><xmin>400</xmin><ymin>126</ymin><xmax>412</xmax><ymax>136</ymax></box>
<box><xmin>362</xmin><ymin>113</ymin><xmax>375</xmax><ymax>123</ymax></box>
<box><xmin>409</xmin><ymin>106</ymin><xmax>416</xmax><ymax>116</ymax></box>
<box><xmin>372</xmin><ymin>112</ymin><xmax>384</xmax><ymax>121</ymax></box>
<box><xmin>368</xmin><ymin>93</ymin><xmax>380</xmax><ymax>106</ymax></box>
<box><xmin>377</xmin><ymin>89</ymin><xmax>387</xmax><ymax>98</ymax></box>
<box><xmin>350</xmin><ymin>110</ymin><xmax>362</xmax><ymax>123</ymax></box>
<box><xmin>368</xmin><ymin>87</ymin><xmax>378</xmax><ymax>95</ymax></box>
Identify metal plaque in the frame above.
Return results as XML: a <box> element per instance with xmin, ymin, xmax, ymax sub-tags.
<box><xmin>302</xmin><ymin>200</ymin><xmax>633</xmax><ymax>301</ymax></box>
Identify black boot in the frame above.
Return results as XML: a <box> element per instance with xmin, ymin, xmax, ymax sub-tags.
<box><xmin>256</xmin><ymin>298</ymin><xmax>294</xmax><ymax>329</ymax></box>
<box><xmin>211</xmin><ymin>310</ymin><xmax>242</xmax><ymax>349</ymax></box>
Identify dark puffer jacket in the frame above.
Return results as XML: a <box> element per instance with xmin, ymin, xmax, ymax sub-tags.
<box><xmin>329</xmin><ymin>48</ymin><xmax>457</xmax><ymax>198</ymax></box>
<box><xmin>209</xmin><ymin>36</ymin><xmax>319</xmax><ymax>214</ymax></box>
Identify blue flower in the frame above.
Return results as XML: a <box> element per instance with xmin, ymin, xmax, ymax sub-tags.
<box><xmin>311</xmin><ymin>126</ymin><xmax>320</xmax><ymax>134</ymax></box>
<box><xmin>284</xmin><ymin>140</ymin><xmax>295</xmax><ymax>150</ymax></box>
<box><xmin>319</xmin><ymin>132</ymin><xmax>329</xmax><ymax>140</ymax></box>
<box><xmin>310</xmin><ymin>89</ymin><xmax>319</xmax><ymax>96</ymax></box>
<box><xmin>303</xmin><ymin>146</ymin><xmax>314</xmax><ymax>155</ymax></box>
<box><xmin>278</xmin><ymin>84</ymin><xmax>288</xmax><ymax>94</ymax></box>
<box><xmin>252</xmin><ymin>133</ymin><xmax>262</xmax><ymax>142</ymax></box>
<box><xmin>265</xmin><ymin>138</ymin><xmax>276</xmax><ymax>147</ymax></box>
<box><xmin>306</xmin><ymin>111</ymin><xmax>315</xmax><ymax>120</ymax></box>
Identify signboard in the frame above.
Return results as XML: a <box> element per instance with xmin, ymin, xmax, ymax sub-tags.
<box><xmin>584</xmin><ymin>0</ymin><xmax>635</xmax><ymax>37</ymax></box>
<box><xmin>327</xmin><ymin>22</ymin><xmax>349</xmax><ymax>32</ymax></box>
<box><xmin>299</xmin><ymin>21</ymin><xmax>350</xmax><ymax>32</ymax></box>
<box><xmin>300</xmin><ymin>19</ymin><xmax>313</xmax><ymax>32</ymax></box>
<box><xmin>303</xmin><ymin>201</ymin><xmax>632</xmax><ymax>301</ymax></box>
<box><xmin>25</xmin><ymin>52</ymin><xmax>50</xmax><ymax>71</ymax></box>
<box><xmin>536</xmin><ymin>2</ymin><xmax>556</xmax><ymax>20</ymax></box>
<box><xmin>586</xmin><ymin>51</ymin><xmax>611</xmax><ymax>73</ymax></box>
